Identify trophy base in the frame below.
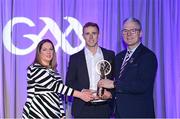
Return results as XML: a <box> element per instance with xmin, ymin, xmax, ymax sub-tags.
<box><xmin>91</xmin><ymin>99</ymin><xmax>107</xmax><ymax>103</ymax></box>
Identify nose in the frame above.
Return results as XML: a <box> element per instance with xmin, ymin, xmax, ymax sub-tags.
<box><xmin>127</xmin><ymin>31</ymin><xmax>131</xmax><ymax>36</ymax></box>
<box><xmin>89</xmin><ymin>34</ymin><xmax>93</xmax><ymax>39</ymax></box>
<box><xmin>47</xmin><ymin>50</ymin><xmax>52</xmax><ymax>54</ymax></box>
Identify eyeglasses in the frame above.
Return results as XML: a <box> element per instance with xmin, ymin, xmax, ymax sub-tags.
<box><xmin>121</xmin><ymin>29</ymin><xmax>140</xmax><ymax>35</ymax></box>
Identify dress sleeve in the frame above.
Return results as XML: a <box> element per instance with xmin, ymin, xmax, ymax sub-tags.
<box><xmin>34</xmin><ymin>68</ymin><xmax>74</xmax><ymax>96</ymax></box>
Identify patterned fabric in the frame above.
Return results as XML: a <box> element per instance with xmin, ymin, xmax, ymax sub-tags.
<box><xmin>119</xmin><ymin>50</ymin><xmax>132</xmax><ymax>78</ymax></box>
<box><xmin>22</xmin><ymin>63</ymin><xmax>74</xmax><ymax>118</ymax></box>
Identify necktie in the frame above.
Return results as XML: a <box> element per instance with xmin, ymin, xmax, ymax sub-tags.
<box><xmin>119</xmin><ymin>50</ymin><xmax>132</xmax><ymax>78</ymax></box>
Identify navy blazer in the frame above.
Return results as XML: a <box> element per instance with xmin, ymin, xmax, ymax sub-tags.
<box><xmin>66</xmin><ymin>47</ymin><xmax>115</xmax><ymax>117</ymax></box>
<box><xmin>114</xmin><ymin>43</ymin><xmax>158</xmax><ymax>118</ymax></box>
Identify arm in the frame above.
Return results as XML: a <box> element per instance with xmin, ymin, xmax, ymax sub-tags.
<box><xmin>34</xmin><ymin>68</ymin><xmax>94</xmax><ymax>102</ymax></box>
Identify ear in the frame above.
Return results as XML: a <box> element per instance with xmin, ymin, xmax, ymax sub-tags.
<box><xmin>139</xmin><ymin>30</ymin><xmax>143</xmax><ymax>38</ymax></box>
<box><xmin>82</xmin><ymin>33</ymin><xmax>85</xmax><ymax>39</ymax></box>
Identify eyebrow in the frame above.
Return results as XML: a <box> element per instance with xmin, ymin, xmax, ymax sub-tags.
<box><xmin>123</xmin><ymin>28</ymin><xmax>139</xmax><ymax>30</ymax></box>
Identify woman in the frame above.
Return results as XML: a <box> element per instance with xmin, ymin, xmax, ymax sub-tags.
<box><xmin>22</xmin><ymin>39</ymin><xmax>94</xmax><ymax>118</ymax></box>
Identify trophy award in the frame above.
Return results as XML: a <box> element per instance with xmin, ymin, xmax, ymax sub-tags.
<box><xmin>96</xmin><ymin>60</ymin><xmax>111</xmax><ymax>97</ymax></box>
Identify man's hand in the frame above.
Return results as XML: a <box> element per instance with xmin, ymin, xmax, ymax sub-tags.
<box><xmin>98</xmin><ymin>79</ymin><xmax>114</xmax><ymax>89</ymax></box>
<box><xmin>100</xmin><ymin>89</ymin><xmax>112</xmax><ymax>100</ymax></box>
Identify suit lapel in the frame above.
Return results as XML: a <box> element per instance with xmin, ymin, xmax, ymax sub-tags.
<box><xmin>130</xmin><ymin>44</ymin><xmax>143</xmax><ymax>60</ymax></box>
<box><xmin>101</xmin><ymin>47</ymin><xmax>111</xmax><ymax>62</ymax></box>
<box><xmin>121</xmin><ymin>51</ymin><xmax>127</xmax><ymax>63</ymax></box>
<box><xmin>101</xmin><ymin>48</ymin><xmax>107</xmax><ymax>60</ymax></box>
<box><xmin>79</xmin><ymin>49</ymin><xmax>90</xmax><ymax>88</ymax></box>
<box><xmin>126</xmin><ymin>43</ymin><xmax>144</xmax><ymax>66</ymax></box>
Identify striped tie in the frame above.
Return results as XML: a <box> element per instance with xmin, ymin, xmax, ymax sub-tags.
<box><xmin>119</xmin><ymin>50</ymin><xmax>132</xmax><ymax>78</ymax></box>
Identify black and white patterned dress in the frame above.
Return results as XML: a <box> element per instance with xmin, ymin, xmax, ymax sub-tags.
<box><xmin>22</xmin><ymin>63</ymin><xmax>74</xmax><ymax>118</ymax></box>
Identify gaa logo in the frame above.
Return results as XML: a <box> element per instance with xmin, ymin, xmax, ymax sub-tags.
<box><xmin>3</xmin><ymin>16</ymin><xmax>85</xmax><ymax>55</ymax></box>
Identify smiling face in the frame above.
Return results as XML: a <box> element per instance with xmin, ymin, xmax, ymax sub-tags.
<box><xmin>122</xmin><ymin>20</ymin><xmax>142</xmax><ymax>49</ymax></box>
<box><xmin>39</xmin><ymin>42</ymin><xmax>54</xmax><ymax>66</ymax></box>
<box><xmin>83</xmin><ymin>26</ymin><xmax>99</xmax><ymax>49</ymax></box>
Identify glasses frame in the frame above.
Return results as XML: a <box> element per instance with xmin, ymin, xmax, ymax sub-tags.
<box><xmin>121</xmin><ymin>28</ymin><xmax>141</xmax><ymax>35</ymax></box>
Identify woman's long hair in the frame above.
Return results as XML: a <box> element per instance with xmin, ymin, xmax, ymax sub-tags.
<box><xmin>32</xmin><ymin>39</ymin><xmax>57</xmax><ymax>71</ymax></box>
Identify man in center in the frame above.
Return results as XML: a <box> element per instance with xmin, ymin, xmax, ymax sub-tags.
<box><xmin>66</xmin><ymin>22</ymin><xmax>115</xmax><ymax>118</ymax></box>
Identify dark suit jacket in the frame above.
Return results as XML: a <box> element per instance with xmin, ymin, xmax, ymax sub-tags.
<box><xmin>66</xmin><ymin>47</ymin><xmax>115</xmax><ymax>117</ymax></box>
<box><xmin>114</xmin><ymin>43</ymin><xmax>157</xmax><ymax>118</ymax></box>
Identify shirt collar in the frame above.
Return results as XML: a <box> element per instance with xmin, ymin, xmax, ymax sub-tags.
<box><xmin>127</xmin><ymin>42</ymin><xmax>141</xmax><ymax>53</ymax></box>
<box><xmin>84</xmin><ymin>46</ymin><xmax>102</xmax><ymax>56</ymax></box>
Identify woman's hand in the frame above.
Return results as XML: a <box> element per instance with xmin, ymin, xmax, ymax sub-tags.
<box><xmin>80</xmin><ymin>91</ymin><xmax>94</xmax><ymax>102</ymax></box>
<box><xmin>73</xmin><ymin>90</ymin><xmax>94</xmax><ymax>102</ymax></box>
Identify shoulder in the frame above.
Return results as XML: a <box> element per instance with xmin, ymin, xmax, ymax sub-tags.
<box><xmin>27</xmin><ymin>64</ymin><xmax>37</xmax><ymax>71</ymax></box>
<box><xmin>138</xmin><ymin>45</ymin><xmax>157</xmax><ymax>66</ymax></box>
<box><xmin>141</xmin><ymin>45</ymin><xmax>157</xmax><ymax>59</ymax></box>
<box><xmin>27</xmin><ymin>63</ymin><xmax>46</xmax><ymax>73</ymax></box>
<box><xmin>116</xmin><ymin>50</ymin><xmax>126</xmax><ymax>59</ymax></box>
<box><xmin>70</xmin><ymin>49</ymin><xmax>84</xmax><ymax>59</ymax></box>
<box><xmin>68</xmin><ymin>49</ymin><xmax>86</xmax><ymax>64</ymax></box>
<box><xmin>101</xmin><ymin>47</ymin><xmax>115</xmax><ymax>55</ymax></box>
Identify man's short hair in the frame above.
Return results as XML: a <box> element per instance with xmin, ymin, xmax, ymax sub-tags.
<box><xmin>83</xmin><ymin>22</ymin><xmax>99</xmax><ymax>34</ymax></box>
<box><xmin>123</xmin><ymin>17</ymin><xmax>142</xmax><ymax>30</ymax></box>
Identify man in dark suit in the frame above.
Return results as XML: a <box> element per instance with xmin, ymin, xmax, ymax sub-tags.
<box><xmin>66</xmin><ymin>22</ymin><xmax>115</xmax><ymax>118</ymax></box>
<box><xmin>98</xmin><ymin>18</ymin><xmax>158</xmax><ymax>118</ymax></box>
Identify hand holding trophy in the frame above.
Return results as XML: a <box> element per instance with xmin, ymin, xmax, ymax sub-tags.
<box><xmin>96</xmin><ymin>60</ymin><xmax>111</xmax><ymax>97</ymax></box>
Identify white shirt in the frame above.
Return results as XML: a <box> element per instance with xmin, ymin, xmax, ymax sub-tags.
<box><xmin>84</xmin><ymin>47</ymin><xmax>104</xmax><ymax>91</ymax></box>
<box><xmin>123</xmin><ymin>42</ymin><xmax>141</xmax><ymax>63</ymax></box>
